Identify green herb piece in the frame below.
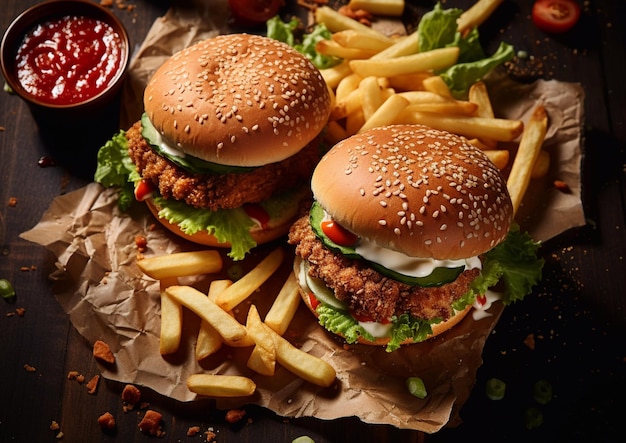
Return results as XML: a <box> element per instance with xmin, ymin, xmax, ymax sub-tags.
<box><xmin>524</xmin><ymin>407</ymin><xmax>544</xmax><ymax>430</ymax></box>
<box><xmin>0</xmin><ymin>278</ymin><xmax>16</xmax><ymax>301</ymax></box>
<box><xmin>406</xmin><ymin>377</ymin><xmax>428</xmax><ymax>399</ymax></box>
<box><xmin>533</xmin><ymin>379</ymin><xmax>553</xmax><ymax>405</ymax></box>
<box><xmin>486</xmin><ymin>377</ymin><xmax>506</xmax><ymax>400</ymax></box>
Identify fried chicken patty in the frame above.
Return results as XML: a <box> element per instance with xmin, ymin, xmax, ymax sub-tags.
<box><xmin>126</xmin><ymin>121</ymin><xmax>320</xmax><ymax>211</ymax></box>
<box><xmin>288</xmin><ymin>214</ymin><xmax>481</xmax><ymax>322</ymax></box>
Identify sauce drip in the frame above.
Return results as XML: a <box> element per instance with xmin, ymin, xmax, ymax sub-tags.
<box><xmin>15</xmin><ymin>15</ymin><xmax>123</xmax><ymax>105</ymax></box>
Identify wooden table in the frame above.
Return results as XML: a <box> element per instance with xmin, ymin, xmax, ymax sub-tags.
<box><xmin>1</xmin><ymin>1</ymin><xmax>624</xmax><ymax>441</ymax></box>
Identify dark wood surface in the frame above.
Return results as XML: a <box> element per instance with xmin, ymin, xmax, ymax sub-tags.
<box><xmin>1</xmin><ymin>1</ymin><xmax>624</xmax><ymax>442</ymax></box>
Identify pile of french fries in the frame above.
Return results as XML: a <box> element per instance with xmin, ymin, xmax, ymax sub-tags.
<box><xmin>314</xmin><ymin>3</ymin><xmax>549</xmax><ymax>216</ymax></box>
<box><xmin>137</xmin><ymin>247</ymin><xmax>336</xmax><ymax>397</ymax></box>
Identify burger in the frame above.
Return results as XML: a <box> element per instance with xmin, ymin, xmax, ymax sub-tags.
<box><xmin>288</xmin><ymin>124</ymin><xmax>543</xmax><ymax>351</ymax></box>
<box><xmin>95</xmin><ymin>33</ymin><xmax>331</xmax><ymax>260</ymax></box>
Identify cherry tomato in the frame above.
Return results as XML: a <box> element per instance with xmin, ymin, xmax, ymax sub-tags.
<box><xmin>476</xmin><ymin>294</ymin><xmax>487</xmax><ymax>306</ymax></box>
<box><xmin>228</xmin><ymin>0</ymin><xmax>283</xmax><ymax>27</ymax></box>
<box><xmin>321</xmin><ymin>220</ymin><xmax>358</xmax><ymax>247</ymax></box>
<box><xmin>531</xmin><ymin>0</ymin><xmax>581</xmax><ymax>33</ymax></box>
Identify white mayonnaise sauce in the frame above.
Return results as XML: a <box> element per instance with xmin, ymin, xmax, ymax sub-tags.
<box><xmin>358</xmin><ymin>320</ymin><xmax>392</xmax><ymax>338</ymax></box>
<box><xmin>146</xmin><ymin>118</ymin><xmax>187</xmax><ymax>159</ymax></box>
<box><xmin>471</xmin><ymin>290</ymin><xmax>502</xmax><ymax>320</ymax></box>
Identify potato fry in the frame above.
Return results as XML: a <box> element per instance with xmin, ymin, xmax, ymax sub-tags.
<box><xmin>315</xmin><ymin>6</ymin><xmax>394</xmax><ymax>42</ymax></box>
<box><xmin>325</xmin><ymin>120</ymin><xmax>349</xmax><ymax>146</ymax></box>
<box><xmin>335</xmin><ymin>73</ymin><xmax>362</xmax><ymax>101</ymax></box>
<box><xmin>422</xmin><ymin>75</ymin><xmax>452</xmax><ymax>98</ymax></box>
<box><xmin>137</xmin><ymin>250</ymin><xmax>223</xmax><ymax>280</ymax></box>
<box><xmin>166</xmin><ymin>285</ymin><xmax>248</xmax><ymax>344</ymax></box>
<box><xmin>187</xmin><ymin>374</ymin><xmax>256</xmax><ymax>397</ymax></box>
<box><xmin>320</xmin><ymin>60</ymin><xmax>352</xmax><ymax>89</ymax></box>
<box><xmin>531</xmin><ymin>149</ymin><xmax>550</xmax><ymax>179</ymax></box>
<box><xmin>332</xmin><ymin>29</ymin><xmax>393</xmax><ymax>52</ymax></box>
<box><xmin>507</xmin><ymin>105</ymin><xmax>549</xmax><ymax>214</ymax></box>
<box><xmin>468</xmin><ymin>80</ymin><xmax>498</xmax><ymax>148</ymax></box>
<box><xmin>346</xmin><ymin>108</ymin><xmax>366</xmax><ymax>135</ymax></box>
<box><xmin>331</xmin><ymin>88</ymin><xmax>365</xmax><ymax>120</ymax></box>
<box><xmin>484</xmin><ymin>150</ymin><xmax>510</xmax><ymax>170</ymax></box>
<box><xmin>215</xmin><ymin>247</ymin><xmax>284</xmax><ymax>312</ymax></box>
<box><xmin>359</xmin><ymin>76</ymin><xmax>385</xmax><ymax>120</ymax></box>
<box><xmin>397</xmin><ymin>108</ymin><xmax>524</xmax><ymax>142</ymax></box>
<box><xmin>245</xmin><ymin>305</ymin><xmax>276</xmax><ymax>376</ymax></box>
<box><xmin>263</xmin><ymin>323</ymin><xmax>336</xmax><ymax>387</ymax></box>
<box><xmin>370</xmin><ymin>29</ymin><xmax>419</xmax><ymax>60</ymax></box>
<box><xmin>348</xmin><ymin>0</ymin><xmax>405</xmax><ymax>17</ymax></box>
<box><xmin>264</xmin><ymin>273</ymin><xmax>301</xmax><ymax>335</ymax></box>
<box><xmin>316</xmin><ymin>39</ymin><xmax>378</xmax><ymax>59</ymax></box>
<box><xmin>386</xmin><ymin>72</ymin><xmax>432</xmax><ymax>91</ymax></box>
<box><xmin>403</xmin><ymin>100</ymin><xmax>477</xmax><ymax>116</ymax></box>
<box><xmin>195</xmin><ymin>280</ymin><xmax>232</xmax><ymax>361</ymax></box>
<box><xmin>159</xmin><ymin>277</ymin><xmax>182</xmax><ymax>355</ymax></box>
<box><xmin>457</xmin><ymin>0</ymin><xmax>504</xmax><ymax>35</ymax></box>
<box><xmin>350</xmin><ymin>47</ymin><xmax>459</xmax><ymax>78</ymax></box>
<box><xmin>359</xmin><ymin>94</ymin><xmax>410</xmax><ymax>133</ymax></box>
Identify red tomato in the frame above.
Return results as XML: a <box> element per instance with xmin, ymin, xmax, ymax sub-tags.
<box><xmin>352</xmin><ymin>311</ymin><xmax>391</xmax><ymax>324</ymax></box>
<box><xmin>321</xmin><ymin>220</ymin><xmax>359</xmax><ymax>247</ymax></box>
<box><xmin>532</xmin><ymin>0</ymin><xmax>581</xmax><ymax>33</ymax></box>
<box><xmin>243</xmin><ymin>203</ymin><xmax>270</xmax><ymax>229</ymax></box>
<box><xmin>308</xmin><ymin>293</ymin><xmax>321</xmax><ymax>310</ymax></box>
<box><xmin>134</xmin><ymin>179</ymin><xmax>154</xmax><ymax>201</ymax></box>
<box><xmin>228</xmin><ymin>0</ymin><xmax>283</xmax><ymax>27</ymax></box>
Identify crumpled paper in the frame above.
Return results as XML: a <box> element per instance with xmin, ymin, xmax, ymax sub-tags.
<box><xmin>20</xmin><ymin>0</ymin><xmax>586</xmax><ymax>433</ymax></box>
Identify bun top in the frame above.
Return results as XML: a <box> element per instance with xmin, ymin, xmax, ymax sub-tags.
<box><xmin>311</xmin><ymin>125</ymin><xmax>513</xmax><ymax>259</ymax></box>
<box><xmin>143</xmin><ymin>34</ymin><xmax>331</xmax><ymax>167</ymax></box>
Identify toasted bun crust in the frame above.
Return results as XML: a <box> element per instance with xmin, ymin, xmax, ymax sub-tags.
<box><xmin>311</xmin><ymin>124</ymin><xmax>513</xmax><ymax>260</ymax></box>
<box><xmin>143</xmin><ymin>34</ymin><xmax>331</xmax><ymax>167</ymax></box>
<box><xmin>145</xmin><ymin>198</ymin><xmax>294</xmax><ymax>248</ymax></box>
<box><xmin>296</xmin><ymin>267</ymin><xmax>472</xmax><ymax>346</ymax></box>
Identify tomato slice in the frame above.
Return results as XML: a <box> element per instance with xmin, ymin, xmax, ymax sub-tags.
<box><xmin>134</xmin><ymin>179</ymin><xmax>154</xmax><ymax>201</ymax></box>
<box><xmin>228</xmin><ymin>0</ymin><xmax>283</xmax><ymax>27</ymax></box>
<box><xmin>243</xmin><ymin>203</ymin><xmax>270</xmax><ymax>229</ymax></box>
<box><xmin>308</xmin><ymin>293</ymin><xmax>321</xmax><ymax>310</ymax></box>
<box><xmin>320</xmin><ymin>219</ymin><xmax>359</xmax><ymax>247</ymax></box>
<box><xmin>352</xmin><ymin>311</ymin><xmax>391</xmax><ymax>324</ymax></box>
<box><xmin>531</xmin><ymin>0</ymin><xmax>581</xmax><ymax>33</ymax></box>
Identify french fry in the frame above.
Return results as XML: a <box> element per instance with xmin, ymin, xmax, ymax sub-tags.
<box><xmin>320</xmin><ymin>60</ymin><xmax>353</xmax><ymax>89</ymax></box>
<box><xmin>484</xmin><ymin>149</ymin><xmax>510</xmax><ymax>170</ymax></box>
<box><xmin>422</xmin><ymin>75</ymin><xmax>453</xmax><ymax>98</ymax></box>
<box><xmin>195</xmin><ymin>280</ymin><xmax>232</xmax><ymax>361</ymax></box>
<box><xmin>397</xmin><ymin>109</ymin><xmax>524</xmax><ymax>142</ymax></box>
<box><xmin>531</xmin><ymin>149</ymin><xmax>550</xmax><ymax>179</ymax></box>
<box><xmin>245</xmin><ymin>305</ymin><xmax>276</xmax><ymax>376</ymax></box>
<box><xmin>468</xmin><ymin>80</ymin><xmax>498</xmax><ymax>148</ymax></box>
<box><xmin>457</xmin><ymin>0</ymin><xmax>504</xmax><ymax>35</ymax></box>
<box><xmin>348</xmin><ymin>0</ymin><xmax>405</xmax><ymax>17</ymax></box>
<box><xmin>370</xmin><ymin>29</ymin><xmax>419</xmax><ymax>60</ymax></box>
<box><xmin>187</xmin><ymin>374</ymin><xmax>256</xmax><ymax>397</ymax></box>
<box><xmin>315</xmin><ymin>6</ymin><xmax>394</xmax><ymax>42</ymax></box>
<box><xmin>335</xmin><ymin>73</ymin><xmax>362</xmax><ymax>102</ymax></box>
<box><xmin>316</xmin><ymin>39</ymin><xmax>378</xmax><ymax>60</ymax></box>
<box><xmin>137</xmin><ymin>250</ymin><xmax>223</xmax><ymax>280</ymax></box>
<box><xmin>159</xmin><ymin>277</ymin><xmax>182</xmax><ymax>355</ymax></box>
<box><xmin>402</xmin><ymin>100</ymin><xmax>478</xmax><ymax>116</ymax></box>
<box><xmin>165</xmin><ymin>285</ymin><xmax>248</xmax><ymax>344</ymax></box>
<box><xmin>386</xmin><ymin>72</ymin><xmax>432</xmax><ymax>91</ymax></box>
<box><xmin>507</xmin><ymin>105</ymin><xmax>549</xmax><ymax>214</ymax></box>
<box><xmin>215</xmin><ymin>247</ymin><xmax>284</xmax><ymax>312</ymax></box>
<box><xmin>332</xmin><ymin>29</ymin><xmax>393</xmax><ymax>52</ymax></box>
<box><xmin>359</xmin><ymin>76</ymin><xmax>385</xmax><ymax>120</ymax></box>
<box><xmin>331</xmin><ymin>88</ymin><xmax>365</xmax><ymax>120</ymax></box>
<box><xmin>264</xmin><ymin>323</ymin><xmax>336</xmax><ymax>388</ymax></box>
<box><xmin>346</xmin><ymin>108</ymin><xmax>366</xmax><ymax>135</ymax></box>
<box><xmin>350</xmin><ymin>47</ymin><xmax>459</xmax><ymax>78</ymax></box>
<box><xmin>358</xmin><ymin>94</ymin><xmax>410</xmax><ymax>133</ymax></box>
<box><xmin>264</xmin><ymin>273</ymin><xmax>301</xmax><ymax>335</ymax></box>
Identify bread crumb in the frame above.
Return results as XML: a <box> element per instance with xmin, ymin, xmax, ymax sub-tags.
<box><xmin>15</xmin><ymin>307</ymin><xmax>26</xmax><ymax>317</ymax></box>
<box><xmin>97</xmin><ymin>412</ymin><xmax>116</xmax><ymax>431</ymax></box>
<box><xmin>205</xmin><ymin>430</ymin><xmax>217</xmax><ymax>442</ymax></box>
<box><xmin>122</xmin><ymin>384</ymin><xmax>141</xmax><ymax>410</ymax></box>
<box><xmin>524</xmin><ymin>333</ymin><xmax>536</xmax><ymax>350</ymax></box>
<box><xmin>138</xmin><ymin>410</ymin><xmax>164</xmax><ymax>437</ymax></box>
<box><xmin>86</xmin><ymin>375</ymin><xmax>100</xmax><ymax>394</ymax></box>
<box><xmin>50</xmin><ymin>421</ymin><xmax>60</xmax><ymax>431</ymax></box>
<box><xmin>93</xmin><ymin>340</ymin><xmax>115</xmax><ymax>364</ymax></box>
<box><xmin>187</xmin><ymin>426</ymin><xmax>201</xmax><ymax>437</ymax></box>
<box><xmin>8</xmin><ymin>197</ymin><xmax>17</xmax><ymax>207</ymax></box>
<box><xmin>225</xmin><ymin>408</ymin><xmax>246</xmax><ymax>424</ymax></box>
<box><xmin>24</xmin><ymin>364</ymin><xmax>36</xmax><ymax>372</ymax></box>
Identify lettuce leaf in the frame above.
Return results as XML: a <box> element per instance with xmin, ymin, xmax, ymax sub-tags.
<box><xmin>266</xmin><ymin>16</ymin><xmax>341</xmax><ymax>69</ymax></box>
<box><xmin>94</xmin><ymin>131</ymin><xmax>135</xmax><ymax>211</ymax></box>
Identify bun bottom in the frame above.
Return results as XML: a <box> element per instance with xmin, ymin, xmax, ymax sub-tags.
<box><xmin>294</xmin><ymin>257</ymin><xmax>472</xmax><ymax>347</ymax></box>
<box><xmin>145</xmin><ymin>198</ymin><xmax>293</xmax><ymax>248</ymax></box>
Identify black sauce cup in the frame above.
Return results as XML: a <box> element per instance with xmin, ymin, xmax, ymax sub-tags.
<box><xmin>1</xmin><ymin>0</ymin><xmax>130</xmax><ymax>178</ymax></box>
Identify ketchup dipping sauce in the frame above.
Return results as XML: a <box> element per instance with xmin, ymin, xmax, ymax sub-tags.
<box><xmin>15</xmin><ymin>15</ymin><xmax>123</xmax><ymax>106</ymax></box>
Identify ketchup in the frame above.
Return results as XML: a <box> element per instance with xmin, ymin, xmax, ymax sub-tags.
<box><xmin>15</xmin><ymin>15</ymin><xmax>123</xmax><ymax>105</ymax></box>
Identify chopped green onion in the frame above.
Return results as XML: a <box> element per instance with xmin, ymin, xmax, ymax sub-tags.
<box><xmin>406</xmin><ymin>377</ymin><xmax>428</xmax><ymax>399</ymax></box>
<box><xmin>0</xmin><ymin>278</ymin><xmax>16</xmax><ymax>301</ymax></box>
<box><xmin>485</xmin><ymin>377</ymin><xmax>506</xmax><ymax>400</ymax></box>
<box><xmin>524</xmin><ymin>407</ymin><xmax>544</xmax><ymax>430</ymax></box>
<box><xmin>533</xmin><ymin>379</ymin><xmax>553</xmax><ymax>405</ymax></box>
<box><xmin>292</xmin><ymin>437</ymin><xmax>315</xmax><ymax>443</ymax></box>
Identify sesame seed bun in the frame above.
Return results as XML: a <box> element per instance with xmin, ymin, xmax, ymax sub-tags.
<box><xmin>311</xmin><ymin>125</ymin><xmax>513</xmax><ymax>260</ymax></box>
<box><xmin>143</xmin><ymin>33</ymin><xmax>331</xmax><ymax>167</ymax></box>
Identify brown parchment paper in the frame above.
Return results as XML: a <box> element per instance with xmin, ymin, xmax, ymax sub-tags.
<box><xmin>20</xmin><ymin>0</ymin><xmax>586</xmax><ymax>433</ymax></box>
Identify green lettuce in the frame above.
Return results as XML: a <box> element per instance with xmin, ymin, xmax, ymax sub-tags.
<box><xmin>417</xmin><ymin>2</ymin><xmax>514</xmax><ymax>97</ymax></box>
<box><xmin>94</xmin><ymin>130</ymin><xmax>135</xmax><ymax>211</ymax></box>
<box><xmin>266</xmin><ymin>16</ymin><xmax>341</xmax><ymax>69</ymax></box>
